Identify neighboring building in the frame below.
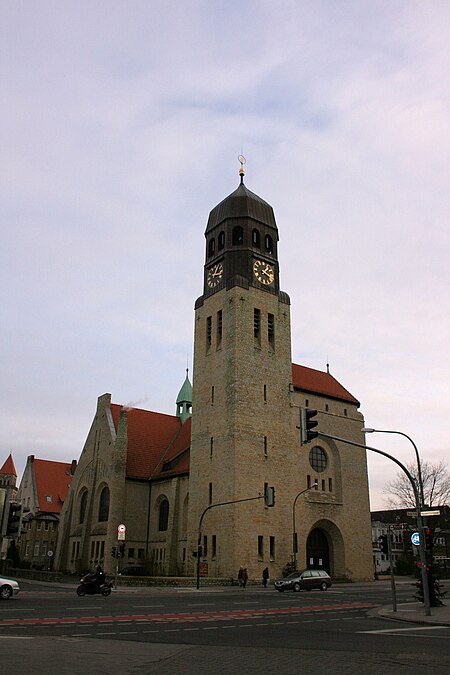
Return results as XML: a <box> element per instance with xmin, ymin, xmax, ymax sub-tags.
<box><xmin>0</xmin><ymin>454</ymin><xmax>18</xmax><ymax>560</ymax></box>
<box><xmin>56</xmin><ymin>169</ymin><xmax>374</xmax><ymax>581</ymax></box>
<box><xmin>371</xmin><ymin>507</ymin><xmax>450</xmax><ymax>577</ymax></box>
<box><xmin>16</xmin><ymin>455</ymin><xmax>76</xmax><ymax>569</ymax></box>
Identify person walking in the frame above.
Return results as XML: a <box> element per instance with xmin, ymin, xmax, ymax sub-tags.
<box><xmin>238</xmin><ymin>567</ymin><xmax>244</xmax><ymax>588</ymax></box>
<box><xmin>262</xmin><ymin>567</ymin><xmax>269</xmax><ymax>588</ymax></box>
<box><xmin>242</xmin><ymin>568</ymin><xmax>248</xmax><ymax>589</ymax></box>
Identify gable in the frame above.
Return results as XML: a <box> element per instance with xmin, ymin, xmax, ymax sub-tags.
<box><xmin>292</xmin><ymin>363</ymin><xmax>360</xmax><ymax>406</ymax></box>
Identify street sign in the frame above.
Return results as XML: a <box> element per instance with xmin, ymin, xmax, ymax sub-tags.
<box><xmin>421</xmin><ymin>510</ymin><xmax>441</xmax><ymax>516</ymax></box>
<box><xmin>118</xmin><ymin>524</ymin><xmax>126</xmax><ymax>533</ymax></box>
<box><xmin>117</xmin><ymin>531</ymin><xmax>125</xmax><ymax>541</ymax></box>
<box><xmin>411</xmin><ymin>532</ymin><xmax>420</xmax><ymax>546</ymax></box>
<box><xmin>47</xmin><ymin>550</ymin><xmax>53</xmax><ymax>557</ymax></box>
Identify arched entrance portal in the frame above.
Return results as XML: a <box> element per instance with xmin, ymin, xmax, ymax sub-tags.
<box><xmin>306</xmin><ymin>528</ymin><xmax>330</xmax><ymax>572</ymax></box>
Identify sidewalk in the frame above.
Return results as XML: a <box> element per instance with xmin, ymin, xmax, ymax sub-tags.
<box><xmin>378</xmin><ymin>601</ymin><xmax>450</xmax><ymax>626</ymax></box>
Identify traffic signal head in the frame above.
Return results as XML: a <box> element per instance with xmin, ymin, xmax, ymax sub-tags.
<box><xmin>6</xmin><ymin>503</ymin><xmax>22</xmax><ymax>536</ymax></box>
<box><xmin>117</xmin><ymin>541</ymin><xmax>125</xmax><ymax>558</ymax></box>
<box><xmin>424</xmin><ymin>527</ymin><xmax>434</xmax><ymax>551</ymax></box>
<box><xmin>300</xmin><ymin>408</ymin><xmax>319</xmax><ymax>444</ymax></box>
<box><xmin>379</xmin><ymin>534</ymin><xmax>388</xmax><ymax>555</ymax></box>
<box><xmin>111</xmin><ymin>546</ymin><xmax>116</xmax><ymax>558</ymax></box>
<box><xmin>264</xmin><ymin>486</ymin><xmax>275</xmax><ymax>507</ymax></box>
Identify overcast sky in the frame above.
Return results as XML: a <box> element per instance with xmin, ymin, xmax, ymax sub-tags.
<box><xmin>1</xmin><ymin>1</ymin><xmax>449</xmax><ymax>510</ymax></box>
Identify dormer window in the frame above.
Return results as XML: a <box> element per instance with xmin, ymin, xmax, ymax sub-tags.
<box><xmin>232</xmin><ymin>226</ymin><xmax>243</xmax><ymax>245</ymax></box>
<box><xmin>46</xmin><ymin>496</ymin><xmax>52</xmax><ymax>503</ymax></box>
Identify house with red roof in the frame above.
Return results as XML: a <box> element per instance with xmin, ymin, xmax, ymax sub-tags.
<box><xmin>16</xmin><ymin>456</ymin><xmax>76</xmax><ymax>569</ymax></box>
<box><xmin>55</xmin><ymin>172</ymin><xmax>372</xmax><ymax>582</ymax></box>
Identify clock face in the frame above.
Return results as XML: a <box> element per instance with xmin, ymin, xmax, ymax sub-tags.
<box><xmin>253</xmin><ymin>259</ymin><xmax>275</xmax><ymax>285</ymax></box>
<box><xmin>207</xmin><ymin>262</ymin><xmax>224</xmax><ymax>288</ymax></box>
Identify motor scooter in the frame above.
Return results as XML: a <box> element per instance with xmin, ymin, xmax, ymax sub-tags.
<box><xmin>76</xmin><ymin>572</ymin><xmax>113</xmax><ymax>597</ymax></box>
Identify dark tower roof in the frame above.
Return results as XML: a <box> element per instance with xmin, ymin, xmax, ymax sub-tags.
<box><xmin>206</xmin><ymin>182</ymin><xmax>277</xmax><ymax>233</ymax></box>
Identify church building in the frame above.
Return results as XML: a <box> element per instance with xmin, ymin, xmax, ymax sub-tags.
<box><xmin>55</xmin><ymin>166</ymin><xmax>373</xmax><ymax>582</ymax></box>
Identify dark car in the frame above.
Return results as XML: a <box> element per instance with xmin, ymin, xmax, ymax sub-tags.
<box><xmin>274</xmin><ymin>569</ymin><xmax>331</xmax><ymax>592</ymax></box>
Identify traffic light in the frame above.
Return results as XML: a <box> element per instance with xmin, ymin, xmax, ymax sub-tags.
<box><xmin>265</xmin><ymin>486</ymin><xmax>275</xmax><ymax>507</ymax></box>
<box><xmin>300</xmin><ymin>408</ymin><xmax>319</xmax><ymax>444</ymax></box>
<box><xmin>117</xmin><ymin>542</ymin><xmax>125</xmax><ymax>558</ymax></box>
<box><xmin>6</xmin><ymin>503</ymin><xmax>22</xmax><ymax>536</ymax></box>
<box><xmin>424</xmin><ymin>528</ymin><xmax>434</xmax><ymax>551</ymax></box>
<box><xmin>111</xmin><ymin>546</ymin><xmax>117</xmax><ymax>558</ymax></box>
<box><xmin>378</xmin><ymin>534</ymin><xmax>388</xmax><ymax>555</ymax></box>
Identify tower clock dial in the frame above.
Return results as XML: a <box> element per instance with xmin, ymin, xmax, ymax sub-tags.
<box><xmin>253</xmin><ymin>259</ymin><xmax>275</xmax><ymax>285</ymax></box>
<box><xmin>207</xmin><ymin>262</ymin><xmax>224</xmax><ymax>288</ymax></box>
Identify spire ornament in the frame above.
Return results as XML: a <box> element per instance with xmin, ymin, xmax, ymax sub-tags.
<box><xmin>238</xmin><ymin>154</ymin><xmax>246</xmax><ymax>183</ymax></box>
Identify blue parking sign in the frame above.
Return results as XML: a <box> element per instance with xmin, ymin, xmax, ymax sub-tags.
<box><xmin>411</xmin><ymin>532</ymin><xmax>420</xmax><ymax>546</ymax></box>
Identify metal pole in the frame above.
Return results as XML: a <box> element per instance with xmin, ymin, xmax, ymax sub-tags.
<box><xmin>292</xmin><ymin>483</ymin><xmax>318</xmax><ymax>570</ymax></box>
<box><xmin>196</xmin><ymin>495</ymin><xmax>264</xmax><ymax>590</ymax></box>
<box><xmin>362</xmin><ymin>428</ymin><xmax>425</xmax><ymax>508</ymax></box>
<box><xmin>319</xmin><ymin>432</ymin><xmax>431</xmax><ymax>616</ymax></box>
<box><xmin>387</xmin><ymin>524</ymin><xmax>397</xmax><ymax>612</ymax></box>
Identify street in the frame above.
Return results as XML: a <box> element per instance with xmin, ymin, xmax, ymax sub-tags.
<box><xmin>0</xmin><ymin>580</ymin><xmax>449</xmax><ymax>674</ymax></box>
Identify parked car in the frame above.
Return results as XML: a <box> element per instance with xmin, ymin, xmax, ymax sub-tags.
<box><xmin>274</xmin><ymin>569</ymin><xmax>331</xmax><ymax>592</ymax></box>
<box><xmin>0</xmin><ymin>576</ymin><xmax>20</xmax><ymax>599</ymax></box>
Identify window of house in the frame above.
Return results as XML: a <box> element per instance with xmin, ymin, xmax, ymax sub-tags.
<box><xmin>218</xmin><ymin>231</ymin><xmax>225</xmax><ymax>250</ymax></box>
<box><xmin>309</xmin><ymin>447</ymin><xmax>328</xmax><ymax>473</ymax></box>
<box><xmin>203</xmin><ymin>535</ymin><xmax>208</xmax><ymax>558</ymax></box>
<box><xmin>128</xmin><ymin>547</ymin><xmax>135</xmax><ymax>559</ymax></box>
<box><xmin>217</xmin><ymin>310</ymin><xmax>222</xmax><ymax>345</ymax></box>
<box><xmin>42</xmin><ymin>541</ymin><xmax>47</xmax><ymax>557</ymax></box>
<box><xmin>211</xmin><ymin>385</ymin><xmax>215</xmax><ymax>405</ymax></box>
<box><xmin>252</xmin><ymin>228</ymin><xmax>260</xmax><ymax>248</ymax></box>
<box><xmin>208</xmin><ymin>238</ymin><xmax>215</xmax><ymax>257</ymax></box>
<box><xmin>159</xmin><ymin>499</ymin><xmax>169</xmax><ymax>531</ymax></box>
<box><xmin>329</xmin><ymin>477</ymin><xmax>333</xmax><ymax>492</ymax></box>
<box><xmin>34</xmin><ymin>543</ymin><xmax>40</xmax><ymax>557</ymax></box>
<box><xmin>210</xmin><ymin>437</ymin><xmax>214</xmax><ymax>458</ymax></box>
<box><xmin>98</xmin><ymin>486</ymin><xmax>110</xmax><ymax>522</ymax></box>
<box><xmin>268</xmin><ymin>313</ymin><xmax>275</xmax><ymax>345</ymax></box>
<box><xmin>264</xmin><ymin>384</ymin><xmax>267</xmax><ymax>402</ymax></box>
<box><xmin>46</xmin><ymin>495</ymin><xmax>52</xmax><ymax>503</ymax></box>
<box><xmin>25</xmin><ymin>543</ymin><xmax>29</xmax><ymax>557</ymax></box>
<box><xmin>258</xmin><ymin>535</ymin><xmax>264</xmax><ymax>560</ymax></box>
<box><xmin>264</xmin><ymin>436</ymin><xmax>268</xmax><ymax>458</ymax></box>
<box><xmin>206</xmin><ymin>316</ymin><xmax>212</xmax><ymax>348</ymax></box>
<box><xmin>265</xmin><ymin>234</ymin><xmax>273</xmax><ymax>253</ymax></box>
<box><xmin>138</xmin><ymin>549</ymin><xmax>144</xmax><ymax>560</ymax></box>
<box><xmin>254</xmin><ymin>308</ymin><xmax>261</xmax><ymax>341</ymax></box>
<box><xmin>270</xmin><ymin>536</ymin><xmax>275</xmax><ymax>561</ymax></box>
<box><xmin>212</xmin><ymin>535</ymin><xmax>217</xmax><ymax>559</ymax></box>
<box><xmin>232</xmin><ymin>226</ymin><xmax>243</xmax><ymax>245</ymax></box>
<box><xmin>209</xmin><ymin>482</ymin><xmax>213</xmax><ymax>505</ymax></box>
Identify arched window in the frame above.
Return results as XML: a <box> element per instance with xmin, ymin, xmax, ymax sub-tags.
<box><xmin>79</xmin><ymin>490</ymin><xmax>88</xmax><ymax>524</ymax></box>
<box><xmin>218</xmin><ymin>231</ymin><xmax>225</xmax><ymax>250</ymax></box>
<box><xmin>252</xmin><ymin>229</ymin><xmax>260</xmax><ymax>248</ymax></box>
<box><xmin>208</xmin><ymin>238</ymin><xmax>215</xmax><ymax>257</ymax></box>
<box><xmin>264</xmin><ymin>234</ymin><xmax>273</xmax><ymax>253</ymax></box>
<box><xmin>159</xmin><ymin>499</ymin><xmax>169</xmax><ymax>531</ymax></box>
<box><xmin>98</xmin><ymin>486</ymin><xmax>110</xmax><ymax>522</ymax></box>
<box><xmin>232</xmin><ymin>226</ymin><xmax>243</xmax><ymax>245</ymax></box>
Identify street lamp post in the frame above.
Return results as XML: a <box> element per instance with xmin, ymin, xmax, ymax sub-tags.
<box><xmin>361</xmin><ymin>428</ymin><xmax>425</xmax><ymax>508</ymax></box>
<box><xmin>292</xmin><ymin>483</ymin><xmax>318</xmax><ymax>570</ymax></box>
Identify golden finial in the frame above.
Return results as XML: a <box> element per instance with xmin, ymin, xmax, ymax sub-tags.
<box><xmin>238</xmin><ymin>154</ymin><xmax>246</xmax><ymax>182</ymax></box>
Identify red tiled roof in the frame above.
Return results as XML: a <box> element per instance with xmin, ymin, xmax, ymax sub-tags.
<box><xmin>292</xmin><ymin>363</ymin><xmax>360</xmax><ymax>406</ymax></box>
<box><xmin>153</xmin><ymin>417</ymin><xmax>191</xmax><ymax>479</ymax></box>
<box><xmin>33</xmin><ymin>459</ymin><xmax>74</xmax><ymax>514</ymax></box>
<box><xmin>110</xmin><ymin>404</ymin><xmax>183</xmax><ymax>480</ymax></box>
<box><xmin>0</xmin><ymin>453</ymin><xmax>16</xmax><ymax>476</ymax></box>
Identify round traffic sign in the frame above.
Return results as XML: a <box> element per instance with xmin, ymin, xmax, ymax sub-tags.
<box><xmin>118</xmin><ymin>524</ymin><xmax>126</xmax><ymax>533</ymax></box>
<box><xmin>411</xmin><ymin>532</ymin><xmax>420</xmax><ymax>546</ymax></box>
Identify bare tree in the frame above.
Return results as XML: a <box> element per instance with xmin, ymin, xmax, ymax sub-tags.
<box><xmin>383</xmin><ymin>460</ymin><xmax>450</xmax><ymax>509</ymax></box>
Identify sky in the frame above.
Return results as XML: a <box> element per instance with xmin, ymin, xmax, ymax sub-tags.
<box><xmin>1</xmin><ymin>1</ymin><xmax>449</xmax><ymax>510</ymax></box>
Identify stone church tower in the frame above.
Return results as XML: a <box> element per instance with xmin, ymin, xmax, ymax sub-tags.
<box><xmin>188</xmin><ymin>164</ymin><xmax>373</xmax><ymax>582</ymax></box>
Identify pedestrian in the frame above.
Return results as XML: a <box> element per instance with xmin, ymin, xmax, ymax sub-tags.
<box><xmin>242</xmin><ymin>568</ymin><xmax>248</xmax><ymax>589</ymax></box>
<box><xmin>238</xmin><ymin>567</ymin><xmax>244</xmax><ymax>588</ymax></box>
<box><xmin>262</xmin><ymin>567</ymin><xmax>269</xmax><ymax>588</ymax></box>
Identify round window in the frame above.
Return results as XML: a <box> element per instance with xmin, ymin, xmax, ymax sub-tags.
<box><xmin>309</xmin><ymin>446</ymin><xmax>327</xmax><ymax>473</ymax></box>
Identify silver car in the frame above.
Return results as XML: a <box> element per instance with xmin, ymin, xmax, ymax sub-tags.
<box><xmin>0</xmin><ymin>576</ymin><xmax>20</xmax><ymax>599</ymax></box>
<box><xmin>274</xmin><ymin>569</ymin><xmax>331</xmax><ymax>592</ymax></box>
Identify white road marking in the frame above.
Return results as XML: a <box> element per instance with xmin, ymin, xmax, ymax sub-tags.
<box><xmin>358</xmin><ymin>626</ymin><xmax>448</xmax><ymax>634</ymax></box>
<box><xmin>0</xmin><ymin>636</ymin><xmax>34</xmax><ymax>640</ymax></box>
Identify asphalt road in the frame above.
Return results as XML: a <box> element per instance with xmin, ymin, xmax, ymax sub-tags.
<box><xmin>0</xmin><ymin>580</ymin><xmax>449</xmax><ymax>674</ymax></box>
